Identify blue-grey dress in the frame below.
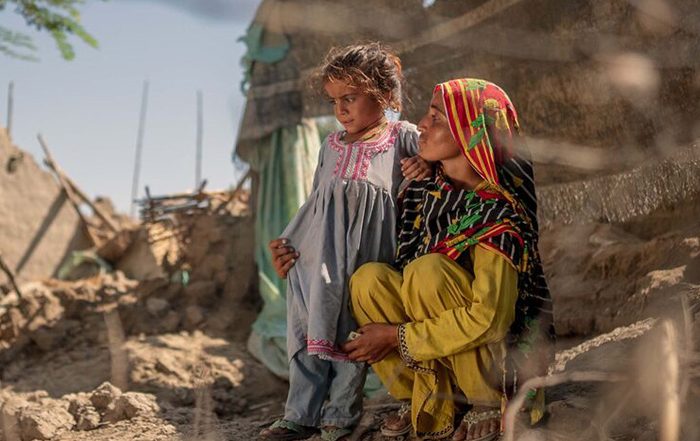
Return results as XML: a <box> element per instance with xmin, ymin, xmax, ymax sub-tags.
<box><xmin>282</xmin><ymin>120</ymin><xmax>419</xmax><ymax>361</ymax></box>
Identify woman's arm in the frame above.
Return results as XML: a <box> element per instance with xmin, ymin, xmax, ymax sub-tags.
<box><xmin>400</xmin><ymin>246</ymin><xmax>518</xmax><ymax>362</ymax></box>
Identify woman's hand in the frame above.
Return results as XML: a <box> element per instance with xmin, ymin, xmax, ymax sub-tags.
<box><xmin>268</xmin><ymin>238</ymin><xmax>299</xmax><ymax>279</ymax></box>
<box><xmin>341</xmin><ymin>323</ymin><xmax>399</xmax><ymax>364</ymax></box>
<box><xmin>401</xmin><ymin>155</ymin><xmax>433</xmax><ymax>181</ymax></box>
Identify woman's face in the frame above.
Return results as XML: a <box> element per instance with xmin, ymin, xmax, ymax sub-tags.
<box><xmin>417</xmin><ymin>92</ymin><xmax>462</xmax><ymax>162</ymax></box>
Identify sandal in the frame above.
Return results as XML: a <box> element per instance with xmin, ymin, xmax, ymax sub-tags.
<box><xmin>452</xmin><ymin>408</ymin><xmax>501</xmax><ymax>441</ymax></box>
<box><xmin>380</xmin><ymin>402</ymin><xmax>412</xmax><ymax>438</ymax></box>
<box><xmin>258</xmin><ymin>419</ymin><xmax>317</xmax><ymax>440</ymax></box>
<box><xmin>320</xmin><ymin>426</ymin><xmax>353</xmax><ymax>441</ymax></box>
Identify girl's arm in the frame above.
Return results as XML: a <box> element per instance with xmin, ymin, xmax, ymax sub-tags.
<box><xmin>397</xmin><ymin>121</ymin><xmax>432</xmax><ymax>181</ymax></box>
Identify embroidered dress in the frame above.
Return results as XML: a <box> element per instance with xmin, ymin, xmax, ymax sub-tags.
<box><xmin>282</xmin><ymin>120</ymin><xmax>418</xmax><ymax>361</ymax></box>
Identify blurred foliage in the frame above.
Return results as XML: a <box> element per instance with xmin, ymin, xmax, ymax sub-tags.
<box><xmin>0</xmin><ymin>0</ymin><xmax>101</xmax><ymax>61</ymax></box>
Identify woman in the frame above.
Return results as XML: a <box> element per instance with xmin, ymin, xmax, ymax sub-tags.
<box><xmin>342</xmin><ymin>78</ymin><xmax>554</xmax><ymax>441</ymax></box>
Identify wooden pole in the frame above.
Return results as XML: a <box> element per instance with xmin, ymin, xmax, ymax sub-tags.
<box><xmin>215</xmin><ymin>169</ymin><xmax>251</xmax><ymax>215</ymax></box>
<box><xmin>195</xmin><ymin>89</ymin><xmax>203</xmax><ymax>189</ymax></box>
<box><xmin>38</xmin><ymin>134</ymin><xmax>120</xmax><ymax>234</ymax></box>
<box><xmin>130</xmin><ymin>80</ymin><xmax>149</xmax><ymax>218</ymax></box>
<box><xmin>6</xmin><ymin>81</ymin><xmax>14</xmax><ymax>138</ymax></box>
<box><xmin>0</xmin><ymin>252</ymin><xmax>22</xmax><ymax>300</ymax></box>
<box><xmin>37</xmin><ymin>134</ymin><xmax>101</xmax><ymax>245</ymax></box>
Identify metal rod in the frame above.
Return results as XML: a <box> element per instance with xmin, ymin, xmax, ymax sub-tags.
<box><xmin>195</xmin><ymin>89</ymin><xmax>203</xmax><ymax>189</ymax></box>
<box><xmin>6</xmin><ymin>81</ymin><xmax>14</xmax><ymax>137</ymax></box>
<box><xmin>130</xmin><ymin>80</ymin><xmax>149</xmax><ymax>218</ymax></box>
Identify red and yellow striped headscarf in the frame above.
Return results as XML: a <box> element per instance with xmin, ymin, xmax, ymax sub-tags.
<box><xmin>435</xmin><ymin>78</ymin><xmax>520</xmax><ymax>186</ymax></box>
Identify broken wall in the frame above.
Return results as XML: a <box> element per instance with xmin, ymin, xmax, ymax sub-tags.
<box><xmin>0</xmin><ymin>126</ymin><xmax>90</xmax><ymax>285</ymax></box>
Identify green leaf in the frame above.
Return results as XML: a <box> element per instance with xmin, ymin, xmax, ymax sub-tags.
<box><xmin>2</xmin><ymin>0</ymin><xmax>102</xmax><ymax>60</ymax></box>
<box><xmin>468</xmin><ymin>128</ymin><xmax>485</xmax><ymax>150</ymax></box>
<box><xmin>470</xmin><ymin>114</ymin><xmax>484</xmax><ymax>129</ymax></box>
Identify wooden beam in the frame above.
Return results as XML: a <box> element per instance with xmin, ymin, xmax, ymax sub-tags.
<box><xmin>38</xmin><ymin>134</ymin><xmax>120</xmax><ymax>233</ymax></box>
<box><xmin>0</xmin><ymin>252</ymin><xmax>22</xmax><ymax>300</ymax></box>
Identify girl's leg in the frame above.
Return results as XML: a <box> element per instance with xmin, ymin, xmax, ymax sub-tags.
<box><xmin>321</xmin><ymin>360</ymin><xmax>367</xmax><ymax>428</ymax></box>
<box><xmin>284</xmin><ymin>349</ymin><xmax>332</xmax><ymax>426</ymax></box>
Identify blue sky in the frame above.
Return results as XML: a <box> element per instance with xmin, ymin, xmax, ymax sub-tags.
<box><xmin>0</xmin><ymin>0</ymin><xmax>260</xmax><ymax>212</ymax></box>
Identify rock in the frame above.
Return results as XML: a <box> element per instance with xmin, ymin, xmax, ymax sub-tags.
<box><xmin>183</xmin><ymin>281</ymin><xmax>218</xmax><ymax>306</ymax></box>
<box><xmin>155</xmin><ymin>355</ymin><xmax>185</xmax><ymax>379</ymax></box>
<box><xmin>89</xmin><ymin>382</ymin><xmax>122</xmax><ymax>411</ymax></box>
<box><xmin>184</xmin><ymin>305</ymin><xmax>205</xmax><ymax>328</ymax></box>
<box><xmin>29</xmin><ymin>326</ymin><xmax>60</xmax><ymax>352</ymax></box>
<box><xmin>161</xmin><ymin>310</ymin><xmax>181</xmax><ymax>332</ymax></box>
<box><xmin>0</xmin><ymin>394</ymin><xmax>27</xmax><ymax>440</ymax></box>
<box><xmin>18</xmin><ymin>404</ymin><xmax>74</xmax><ymax>441</ymax></box>
<box><xmin>67</xmin><ymin>395</ymin><xmax>101</xmax><ymax>431</ymax></box>
<box><xmin>102</xmin><ymin>392</ymin><xmax>159</xmax><ymax>423</ymax></box>
<box><xmin>146</xmin><ymin>297</ymin><xmax>170</xmax><ymax>316</ymax></box>
<box><xmin>119</xmin><ymin>392</ymin><xmax>159</xmax><ymax>419</ymax></box>
<box><xmin>193</xmin><ymin>255</ymin><xmax>227</xmax><ymax>283</ymax></box>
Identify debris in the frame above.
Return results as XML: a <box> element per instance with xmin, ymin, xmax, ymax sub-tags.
<box><xmin>102</xmin><ymin>392</ymin><xmax>159</xmax><ymax>423</ymax></box>
<box><xmin>89</xmin><ymin>382</ymin><xmax>122</xmax><ymax>411</ymax></box>
<box><xmin>67</xmin><ymin>395</ymin><xmax>101</xmax><ymax>431</ymax></box>
<box><xmin>18</xmin><ymin>403</ymin><xmax>75</xmax><ymax>440</ymax></box>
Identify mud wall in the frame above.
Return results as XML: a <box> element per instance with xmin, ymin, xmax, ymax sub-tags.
<box><xmin>0</xmin><ymin>127</ymin><xmax>89</xmax><ymax>285</ymax></box>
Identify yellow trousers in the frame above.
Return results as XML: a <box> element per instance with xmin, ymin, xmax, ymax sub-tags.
<box><xmin>350</xmin><ymin>250</ymin><xmax>518</xmax><ymax>439</ymax></box>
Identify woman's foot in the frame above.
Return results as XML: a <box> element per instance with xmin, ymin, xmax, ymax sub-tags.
<box><xmin>380</xmin><ymin>402</ymin><xmax>412</xmax><ymax>437</ymax></box>
<box><xmin>258</xmin><ymin>419</ymin><xmax>316</xmax><ymax>440</ymax></box>
<box><xmin>452</xmin><ymin>406</ymin><xmax>501</xmax><ymax>441</ymax></box>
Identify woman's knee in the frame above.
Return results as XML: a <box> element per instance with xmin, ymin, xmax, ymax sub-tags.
<box><xmin>349</xmin><ymin>262</ymin><xmax>395</xmax><ymax>306</ymax></box>
<box><xmin>403</xmin><ymin>254</ymin><xmax>456</xmax><ymax>289</ymax></box>
<box><xmin>401</xmin><ymin>254</ymin><xmax>464</xmax><ymax>312</ymax></box>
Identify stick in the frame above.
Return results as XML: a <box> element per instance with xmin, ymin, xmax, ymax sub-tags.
<box><xmin>215</xmin><ymin>169</ymin><xmax>251</xmax><ymax>215</ymax></box>
<box><xmin>130</xmin><ymin>80</ymin><xmax>149</xmax><ymax>218</ymax></box>
<box><xmin>38</xmin><ymin>134</ymin><xmax>120</xmax><ymax>233</ymax></box>
<box><xmin>6</xmin><ymin>81</ymin><xmax>13</xmax><ymax>138</ymax></box>
<box><xmin>195</xmin><ymin>89</ymin><xmax>203</xmax><ymax>189</ymax></box>
<box><xmin>37</xmin><ymin>134</ymin><xmax>101</xmax><ymax>245</ymax></box>
<box><xmin>502</xmin><ymin>371</ymin><xmax>627</xmax><ymax>441</ymax></box>
<box><xmin>659</xmin><ymin>320</ymin><xmax>680</xmax><ymax>441</ymax></box>
<box><xmin>0</xmin><ymin>252</ymin><xmax>22</xmax><ymax>299</ymax></box>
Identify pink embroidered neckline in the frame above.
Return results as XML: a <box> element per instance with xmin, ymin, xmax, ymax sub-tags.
<box><xmin>327</xmin><ymin>121</ymin><xmax>401</xmax><ymax>181</ymax></box>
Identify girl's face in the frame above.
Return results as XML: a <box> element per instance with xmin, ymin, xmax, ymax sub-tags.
<box><xmin>324</xmin><ymin>79</ymin><xmax>384</xmax><ymax>136</ymax></box>
<box><xmin>417</xmin><ymin>92</ymin><xmax>462</xmax><ymax>162</ymax></box>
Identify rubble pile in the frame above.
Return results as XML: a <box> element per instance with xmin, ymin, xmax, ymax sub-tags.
<box><xmin>0</xmin><ymin>382</ymin><xmax>160</xmax><ymax>441</ymax></box>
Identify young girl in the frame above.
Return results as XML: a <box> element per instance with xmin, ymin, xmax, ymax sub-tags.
<box><xmin>261</xmin><ymin>43</ymin><xmax>430</xmax><ymax>441</ymax></box>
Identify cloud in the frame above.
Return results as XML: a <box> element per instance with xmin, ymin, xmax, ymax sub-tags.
<box><xmin>130</xmin><ymin>0</ymin><xmax>261</xmax><ymax>23</ymax></box>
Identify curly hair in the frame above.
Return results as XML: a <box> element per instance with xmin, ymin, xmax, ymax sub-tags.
<box><xmin>314</xmin><ymin>42</ymin><xmax>404</xmax><ymax>112</ymax></box>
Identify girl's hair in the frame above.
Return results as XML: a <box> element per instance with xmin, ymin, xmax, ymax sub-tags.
<box><xmin>315</xmin><ymin>42</ymin><xmax>404</xmax><ymax>112</ymax></box>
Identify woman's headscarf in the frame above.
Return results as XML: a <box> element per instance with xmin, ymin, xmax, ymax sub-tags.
<box><xmin>396</xmin><ymin>78</ymin><xmax>554</xmax><ymax>392</ymax></box>
<box><xmin>440</xmin><ymin>78</ymin><xmax>539</xmax><ymax>230</ymax></box>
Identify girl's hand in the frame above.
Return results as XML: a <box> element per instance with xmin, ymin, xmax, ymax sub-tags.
<box><xmin>341</xmin><ymin>324</ymin><xmax>399</xmax><ymax>364</ymax></box>
<box><xmin>268</xmin><ymin>238</ymin><xmax>299</xmax><ymax>279</ymax></box>
<box><xmin>401</xmin><ymin>156</ymin><xmax>433</xmax><ymax>181</ymax></box>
